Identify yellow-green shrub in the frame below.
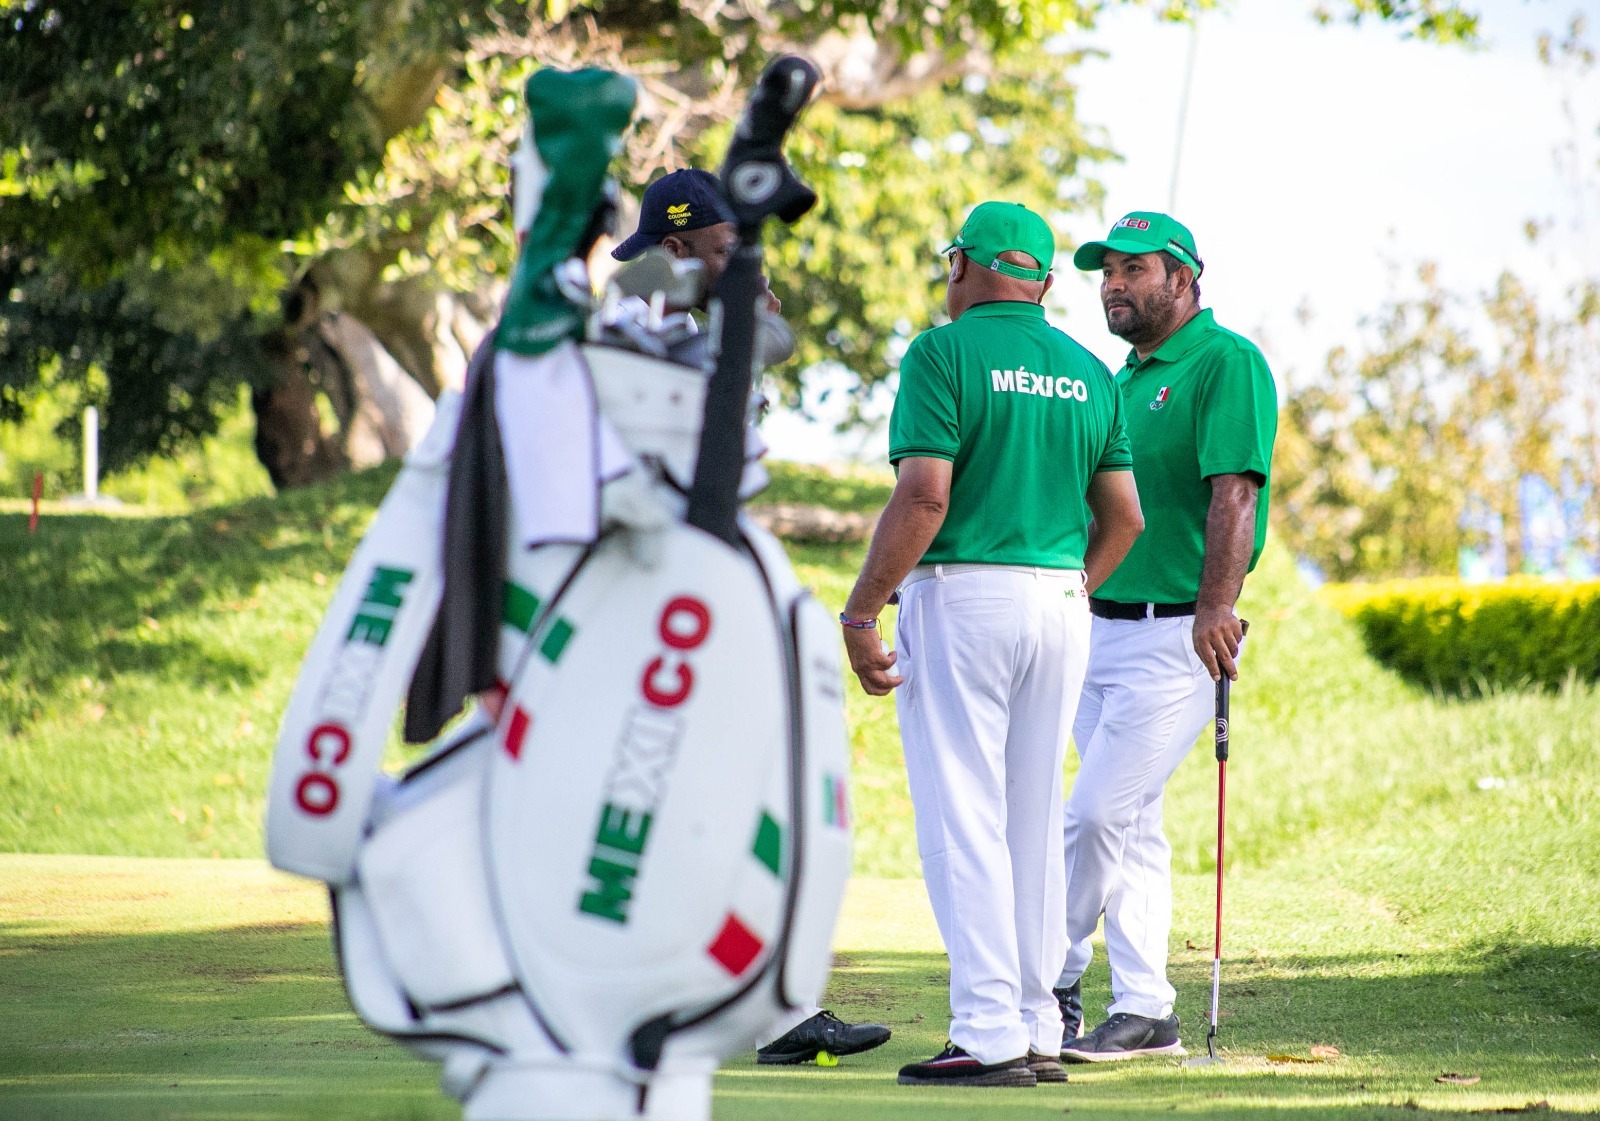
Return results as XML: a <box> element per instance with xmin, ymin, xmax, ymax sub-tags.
<box><xmin>1322</xmin><ymin>577</ymin><xmax>1600</xmax><ymax>694</ymax></box>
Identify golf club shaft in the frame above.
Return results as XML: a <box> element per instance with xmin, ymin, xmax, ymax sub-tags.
<box><xmin>1211</xmin><ymin>756</ymin><xmax>1226</xmax><ymax>1036</ymax></box>
<box><xmin>1210</xmin><ymin>674</ymin><xmax>1230</xmax><ymax>1041</ymax></box>
<box><xmin>1210</xmin><ymin>956</ymin><xmax>1221</xmax><ymax>1033</ymax></box>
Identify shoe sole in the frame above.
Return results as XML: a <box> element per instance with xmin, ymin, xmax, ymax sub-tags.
<box><xmin>1060</xmin><ymin>1041</ymin><xmax>1185</xmax><ymax>1064</ymax></box>
<box><xmin>757</xmin><ymin>1034</ymin><xmax>892</xmax><ymax>1065</ymax></box>
<box><xmin>1029</xmin><ymin>1062</ymin><xmax>1069</xmax><ymax>1083</ymax></box>
<box><xmin>898</xmin><ymin>1069</ymin><xmax>1038</xmax><ymax>1087</ymax></box>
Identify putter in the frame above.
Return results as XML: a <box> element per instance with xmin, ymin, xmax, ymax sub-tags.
<box><xmin>1184</xmin><ymin>620</ymin><xmax>1247</xmax><ymax>1068</ymax></box>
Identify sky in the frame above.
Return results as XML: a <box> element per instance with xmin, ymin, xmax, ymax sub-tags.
<box><xmin>761</xmin><ymin>0</ymin><xmax>1600</xmax><ymax>463</ymax></box>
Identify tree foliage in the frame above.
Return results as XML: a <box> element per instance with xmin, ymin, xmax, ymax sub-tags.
<box><xmin>3</xmin><ymin>2</ymin><xmax>369</xmax><ymax>267</ymax></box>
<box><xmin>1</xmin><ymin>0</ymin><xmax>1484</xmax><ymax>475</ymax></box>
<box><xmin>1279</xmin><ymin>7</ymin><xmax>1599</xmax><ymax>582</ymax></box>
<box><xmin>0</xmin><ymin>0</ymin><xmax>483</xmax><ymax>467</ymax></box>
<box><xmin>342</xmin><ymin>0</ymin><xmax>1475</xmax><ymax>410</ymax></box>
<box><xmin>1275</xmin><ymin>266</ymin><xmax>1600</xmax><ymax>581</ymax></box>
<box><xmin>1312</xmin><ymin>0</ymin><xmax>1477</xmax><ymax>44</ymax></box>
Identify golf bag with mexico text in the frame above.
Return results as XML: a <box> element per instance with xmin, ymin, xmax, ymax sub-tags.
<box><xmin>263</xmin><ymin>58</ymin><xmax>851</xmax><ymax>1121</ymax></box>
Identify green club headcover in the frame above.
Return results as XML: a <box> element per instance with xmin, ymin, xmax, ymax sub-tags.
<box><xmin>499</xmin><ymin>68</ymin><xmax>637</xmax><ymax>356</ymax></box>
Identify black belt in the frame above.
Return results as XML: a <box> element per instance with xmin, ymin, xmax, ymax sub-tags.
<box><xmin>1089</xmin><ymin>598</ymin><xmax>1197</xmax><ymax>621</ymax></box>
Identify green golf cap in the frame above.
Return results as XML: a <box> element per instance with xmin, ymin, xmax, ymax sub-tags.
<box><xmin>1072</xmin><ymin>211</ymin><xmax>1203</xmax><ymax>276</ymax></box>
<box><xmin>941</xmin><ymin>201</ymin><xmax>1054</xmax><ymax>282</ymax></box>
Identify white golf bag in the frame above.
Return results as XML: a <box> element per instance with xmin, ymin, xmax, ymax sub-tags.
<box><xmin>265</xmin><ymin>56</ymin><xmax>849</xmax><ymax>1121</ymax></box>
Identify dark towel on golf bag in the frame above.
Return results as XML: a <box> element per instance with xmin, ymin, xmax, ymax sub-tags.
<box><xmin>404</xmin><ymin>332</ymin><xmax>507</xmax><ymax>744</ymax></box>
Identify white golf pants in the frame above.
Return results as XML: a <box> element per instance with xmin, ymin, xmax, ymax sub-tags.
<box><xmin>1057</xmin><ymin>614</ymin><xmax>1231</xmax><ymax>1020</ymax></box>
<box><xmin>895</xmin><ymin>564</ymin><xmax>1090</xmax><ymax>1064</ymax></box>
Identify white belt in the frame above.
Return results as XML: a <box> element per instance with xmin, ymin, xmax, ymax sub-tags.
<box><xmin>903</xmin><ymin>562</ymin><xmax>1084</xmax><ymax>587</ymax></box>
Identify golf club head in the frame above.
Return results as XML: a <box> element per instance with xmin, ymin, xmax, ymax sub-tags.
<box><xmin>1181</xmin><ymin>1035</ymin><xmax>1222</xmax><ymax>1067</ymax></box>
<box><xmin>609</xmin><ymin>247</ymin><xmax>706</xmax><ymax>310</ymax></box>
<box><xmin>719</xmin><ymin>55</ymin><xmax>820</xmax><ymax>228</ymax></box>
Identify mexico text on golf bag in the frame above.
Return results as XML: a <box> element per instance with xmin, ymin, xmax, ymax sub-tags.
<box><xmin>264</xmin><ymin>57</ymin><xmax>852</xmax><ymax>1121</ymax></box>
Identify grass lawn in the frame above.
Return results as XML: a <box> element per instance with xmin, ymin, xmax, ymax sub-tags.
<box><xmin>2</xmin><ymin>855</ymin><xmax>1595</xmax><ymax>1119</ymax></box>
<box><xmin>3</xmin><ymin>465</ymin><xmax>1599</xmax><ymax>1117</ymax></box>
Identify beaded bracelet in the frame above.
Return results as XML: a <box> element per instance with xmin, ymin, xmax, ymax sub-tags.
<box><xmin>838</xmin><ymin>613</ymin><xmax>878</xmax><ymax>630</ymax></box>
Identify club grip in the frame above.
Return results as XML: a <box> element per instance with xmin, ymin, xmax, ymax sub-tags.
<box><xmin>1214</xmin><ymin>675</ymin><xmax>1230</xmax><ymax>762</ymax></box>
<box><xmin>1213</xmin><ymin>617</ymin><xmax>1247</xmax><ymax>762</ymax></box>
<box><xmin>740</xmin><ymin>55</ymin><xmax>820</xmax><ymax>147</ymax></box>
<box><xmin>719</xmin><ymin>55</ymin><xmax>819</xmax><ymax>228</ymax></box>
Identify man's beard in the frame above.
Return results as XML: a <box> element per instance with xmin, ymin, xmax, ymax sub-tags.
<box><xmin>1105</xmin><ymin>290</ymin><xmax>1176</xmax><ymax>344</ymax></box>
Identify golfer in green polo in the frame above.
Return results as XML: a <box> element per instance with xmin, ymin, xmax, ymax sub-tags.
<box><xmin>840</xmin><ymin>201</ymin><xmax>1145</xmax><ymax>1087</ymax></box>
<box><xmin>1053</xmin><ymin>212</ymin><xmax>1277</xmax><ymax>1062</ymax></box>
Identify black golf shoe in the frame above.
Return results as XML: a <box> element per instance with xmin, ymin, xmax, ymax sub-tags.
<box><xmin>1060</xmin><ymin>1012</ymin><xmax>1184</xmax><ymax>1062</ymax></box>
<box><xmin>1053</xmin><ymin>979</ymin><xmax>1083</xmax><ymax>1041</ymax></box>
<box><xmin>1026</xmin><ymin>1051</ymin><xmax>1069</xmax><ymax>1083</ymax></box>
<box><xmin>897</xmin><ymin>1042</ymin><xmax>1037</xmax><ymax>1086</ymax></box>
<box><xmin>756</xmin><ymin>1010</ymin><xmax>891</xmax><ymax>1065</ymax></box>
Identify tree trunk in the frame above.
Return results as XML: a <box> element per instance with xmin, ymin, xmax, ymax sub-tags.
<box><xmin>747</xmin><ymin>503</ymin><xmax>879</xmax><ymax>543</ymax></box>
<box><xmin>252</xmin><ymin>275</ymin><xmax>439</xmax><ymax>489</ymax></box>
<box><xmin>253</xmin><ymin>347</ymin><xmax>347</xmax><ymax>491</ymax></box>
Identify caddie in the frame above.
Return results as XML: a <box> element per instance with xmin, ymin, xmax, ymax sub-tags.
<box><xmin>611</xmin><ymin>167</ymin><xmax>892</xmax><ymax>1069</ymax></box>
<box><xmin>1054</xmin><ymin>212</ymin><xmax>1277</xmax><ymax>1062</ymax></box>
<box><xmin>611</xmin><ymin>168</ymin><xmax>780</xmax><ymax>314</ymax></box>
<box><xmin>842</xmin><ymin>201</ymin><xmax>1144</xmax><ymax>1088</ymax></box>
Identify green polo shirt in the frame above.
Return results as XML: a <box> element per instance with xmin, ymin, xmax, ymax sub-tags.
<box><xmin>1095</xmin><ymin>308</ymin><xmax>1278</xmax><ymax>604</ymax></box>
<box><xmin>888</xmin><ymin>301</ymin><xmax>1132</xmax><ymax>570</ymax></box>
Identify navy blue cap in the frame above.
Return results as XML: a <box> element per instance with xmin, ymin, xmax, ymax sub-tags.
<box><xmin>611</xmin><ymin>169</ymin><xmax>737</xmax><ymax>261</ymax></box>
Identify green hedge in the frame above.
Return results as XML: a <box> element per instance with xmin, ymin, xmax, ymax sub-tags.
<box><xmin>1323</xmin><ymin>577</ymin><xmax>1600</xmax><ymax>694</ymax></box>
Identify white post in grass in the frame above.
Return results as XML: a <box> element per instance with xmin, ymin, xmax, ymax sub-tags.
<box><xmin>84</xmin><ymin>405</ymin><xmax>99</xmax><ymax>502</ymax></box>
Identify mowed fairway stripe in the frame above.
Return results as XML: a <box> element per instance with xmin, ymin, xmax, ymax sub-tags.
<box><xmin>2</xmin><ymin>855</ymin><xmax>1598</xmax><ymax>1119</ymax></box>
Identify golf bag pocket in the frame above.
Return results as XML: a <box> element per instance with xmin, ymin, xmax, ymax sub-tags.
<box><xmin>267</xmin><ymin>392</ymin><xmax>460</xmax><ymax>885</ymax></box>
<box><xmin>357</xmin><ymin>734</ymin><xmax>514</xmax><ymax>1011</ymax></box>
<box><xmin>585</xmin><ymin>345</ymin><xmax>769</xmax><ymax>502</ymax></box>
<box><xmin>585</xmin><ymin>346</ymin><xmax>706</xmax><ymax>492</ymax></box>
<box><xmin>331</xmin><ymin>876</ymin><xmax>540</xmax><ymax>1068</ymax></box>
<box><xmin>485</xmin><ymin>527</ymin><xmax>795</xmax><ymax>1061</ymax></box>
<box><xmin>332</xmin><ymin>883</ymin><xmax>423</xmax><ymax>1039</ymax></box>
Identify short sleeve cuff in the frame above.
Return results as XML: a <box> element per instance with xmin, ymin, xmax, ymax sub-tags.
<box><xmin>1199</xmin><ymin>454</ymin><xmax>1269</xmax><ymax>482</ymax></box>
<box><xmin>889</xmin><ymin>446</ymin><xmax>957</xmax><ymax>464</ymax></box>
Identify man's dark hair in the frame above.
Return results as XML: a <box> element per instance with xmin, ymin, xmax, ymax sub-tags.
<box><xmin>1157</xmin><ymin>250</ymin><xmax>1201</xmax><ymax>303</ymax></box>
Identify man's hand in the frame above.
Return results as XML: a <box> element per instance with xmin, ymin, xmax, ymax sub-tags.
<box><xmin>839</xmin><ymin>456</ymin><xmax>950</xmax><ymax>696</ymax></box>
<box><xmin>1192</xmin><ymin>604</ymin><xmax>1243</xmax><ymax>682</ymax></box>
<box><xmin>758</xmin><ymin>274</ymin><xmax>782</xmax><ymax>314</ymax></box>
<box><xmin>843</xmin><ymin>625</ymin><xmax>904</xmax><ymax>696</ymax></box>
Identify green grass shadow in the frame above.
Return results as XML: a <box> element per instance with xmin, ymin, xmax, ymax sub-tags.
<box><xmin>3</xmin><ymin>922</ymin><xmax>1596</xmax><ymax>1120</ymax></box>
